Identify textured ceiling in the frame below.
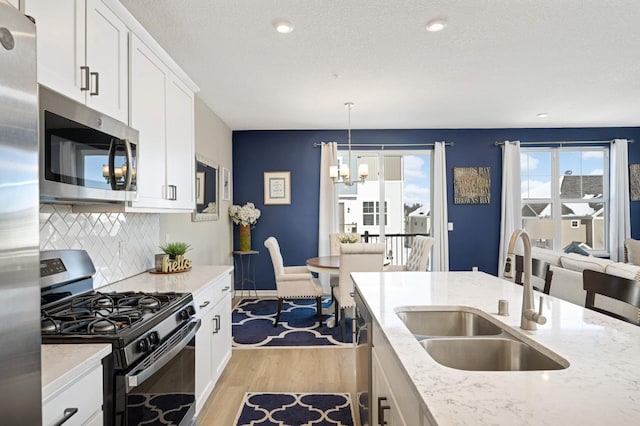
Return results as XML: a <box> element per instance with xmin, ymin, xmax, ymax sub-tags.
<box><xmin>119</xmin><ymin>0</ymin><xmax>640</xmax><ymax>131</ymax></box>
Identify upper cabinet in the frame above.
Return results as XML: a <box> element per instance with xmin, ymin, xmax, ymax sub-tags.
<box><xmin>26</xmin><ymin>0</ymin><xmax>129</xmax><ymax>123</ymax></box>
<box><xmin>128</xmin><ymin>34</ymin><xmax>195</xmax><ymax>211</ymax></box>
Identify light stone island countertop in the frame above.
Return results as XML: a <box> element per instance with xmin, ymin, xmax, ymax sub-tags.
<box><xmin>352</xmin><ymin>271</ymin><xmax>640</xmax><ymax>426</ymax></box>
<box><xmin>42</xmin><ymin>266</ymin><xmax>233</xmax><ymax>400</ymax></box>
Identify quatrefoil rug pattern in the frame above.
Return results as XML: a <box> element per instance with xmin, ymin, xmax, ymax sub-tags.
<box><xmin>234</xmin><ymin>392</ymin><xmax>355</xmax><ymax>426</ymax></box>
<box><xmin>232</xmin><ymin>298</ymin><xmax>352</xmax><ymax>347</ymax></box>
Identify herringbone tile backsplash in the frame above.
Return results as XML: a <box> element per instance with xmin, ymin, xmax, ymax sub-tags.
<box><xmin>40</xmin><ymin>204</ymin><xmax>159</xmax><ymax>288</ymax></box>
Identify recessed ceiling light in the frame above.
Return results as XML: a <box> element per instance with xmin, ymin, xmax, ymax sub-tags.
<box><xmin>426</xmin><ymin>18</ymin><xmax>447</xmax><ymax>32</ymax></box>
<box><xmin>273</xmin><ymin>20</ymin><xmax>294</xmax><ymax>34</ymax></box>
<box><xmin>537</xmin><ymin>112</ymin><xmax>549</xmax><ymax>118</ymax></box>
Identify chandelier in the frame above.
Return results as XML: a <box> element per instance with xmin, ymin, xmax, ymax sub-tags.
<box><xmin>329</xmin><ymin>102</ymin><xmax>368</xmax><ymax>186</ymax></box>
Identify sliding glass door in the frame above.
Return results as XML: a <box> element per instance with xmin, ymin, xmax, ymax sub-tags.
<box><xmin>336</xmin><ymin>150</ymin><xmax>431</xmax><ymax>264</ymax></box>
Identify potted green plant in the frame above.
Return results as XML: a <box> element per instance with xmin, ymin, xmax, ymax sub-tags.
<box><xmin>159</xmin><ymin>241</ymin><xmax>191</xmax><ymax>259</ymax></box>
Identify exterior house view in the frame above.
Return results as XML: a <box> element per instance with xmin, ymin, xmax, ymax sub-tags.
<box><xmin>2</xmin><ymin>1</ymin><xmax>640</xmax><ymax>425</ymax></box>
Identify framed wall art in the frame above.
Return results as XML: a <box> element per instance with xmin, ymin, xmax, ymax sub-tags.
<box><xmin>264</xmin><ymin>171</ymin><xmax>291</xmax><ymax>205</ymax></box>
<box><xmin>630</xmin><ymin>164</ymin><xmax>640</xmax><ymax>201</ymax></box>
<box><xmin>453</xmin><ymin>166</ymin><xmax>491</xmax><ymax>204</ymax></box>
<box><xmin>192</xmin><ymin>153</ymin><xmax>219</xmax><ymax>222</ymax></box>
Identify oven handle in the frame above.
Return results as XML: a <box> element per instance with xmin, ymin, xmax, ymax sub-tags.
<box><xmin>125</xmin><ymin>318</ymin><xmax>200</xmax><ymax>392</ymax></box>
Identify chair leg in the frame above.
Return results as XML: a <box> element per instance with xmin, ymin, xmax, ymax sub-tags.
<box><xmin>274</xmin><ymin>298</ymin><xmax>283</xmax><ymax>327</ymax></box>
<box><xmin>340</xmin><ymin>307</ymin><xmax>346</xmax><ymax>342</ymax></box>
<box><xmin>316</xmin><ymin>297</ymin><xmax>323</xmax><ymax>326</ymax></box>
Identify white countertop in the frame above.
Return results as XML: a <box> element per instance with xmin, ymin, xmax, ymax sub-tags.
<box><xmin>42</xmin><ymin>265</ymin><xmax>233</xmax><ymax>400</ymax></box>
<box><xmin>352</xmin><ymin>271</ymin><xmax>640</xmax><ymax>426</ymax></box>
<box><xmin>97</xmin><ymin>265</ymin><xmax>233</xmax><ymax>294</ymax></box>
<box><xmin>42</xmin><ymin>344</ymin><xmax>111</xmax><ymax>400</ymax></box>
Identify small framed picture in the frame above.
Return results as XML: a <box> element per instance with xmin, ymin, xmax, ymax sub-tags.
<box><xmin>264</xmin><ymin>171</ymin><xmax>291</xmax><ymax>205</ymax></box>
<box><xmin>222</xmin><ymin>167</ymin><xmax>231</xmax><ymax>201</ymax></box>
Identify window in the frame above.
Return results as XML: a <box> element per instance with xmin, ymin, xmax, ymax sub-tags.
<box><xmin>337</xmin><ymin>150</ymin><xmax>431</xmax><ymax>236</ymax></box>
<box><xmin>362</xmin><ymin>201</ymin><xmax>387</xmax><ymax>226</ymax></box>
<box><xmin>521</xmin><ymin>147</ymin><xmax>609</xmax><ymax>254</ymax></box>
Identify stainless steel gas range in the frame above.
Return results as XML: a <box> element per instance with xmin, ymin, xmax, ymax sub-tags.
<box><xmin>40</xmin><ymin>249</ymin><xmax>200</xmax><ymax>426</ymax></box>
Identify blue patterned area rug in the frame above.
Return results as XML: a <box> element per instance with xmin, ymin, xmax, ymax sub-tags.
<box><xmin>232</xmin><ymin>298</ymin><xmax>352</xmax><ymax>348</ymax></box>
<box><xmin>234</xmin><ymin>392</ymin><xmax>355</xmax><ymax>426</ymax></box>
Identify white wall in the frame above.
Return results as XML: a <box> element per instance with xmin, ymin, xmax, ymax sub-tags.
<box><xmin>159</xmin><ymin>96</ymin><xmax>233</xmax><ymax>266</ymax></box>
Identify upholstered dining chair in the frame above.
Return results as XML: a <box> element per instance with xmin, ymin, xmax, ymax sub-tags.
<box><xmin>328</xmin><ymin>233</ymin><xmax>361</xmax><ymax>294</ymax></box>
<box><xmin>387</xmin><ymin>236</ymin><xmax>435</xmax><ymax>272</ymax></box>
<box><xmin>514</xmin><ymin>255</ymin><xmax>554</xmax><ymax>295</ymax></box>
<box><xmin>264</xmin><ymin>236</ymin><xmax>324</xmax><ymax>327</ymax></box>
<box><xmin>335</xmin><ymin>242</ymin><xmax>386</xmax><ymax>341</ymax></box>
<box><xmin>583</xmin><ymin>269</ymin><xmax>640</xmax><ymax>325</ymax></box>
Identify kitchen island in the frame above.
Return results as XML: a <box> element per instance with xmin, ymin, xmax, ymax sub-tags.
<box><xmin>352</xmin><ymin>271</ymin><xmax>640</xmax><ymax>425</ymax></box>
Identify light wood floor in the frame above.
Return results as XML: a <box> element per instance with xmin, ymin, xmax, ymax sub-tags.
<box><xmin>197</xmin><ymin>347</ymin><xmax>356</xmax><ymax>425</ymax></box>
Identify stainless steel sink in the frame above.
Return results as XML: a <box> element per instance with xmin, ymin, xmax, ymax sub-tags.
<box><xmin>422</xmin><ymin>337</ymin><xmax>568</xmax><ymax>371</ymax></box>
<box><xmin>396</xmin><ymin>306</ymin><xmax>570</xmax><ymax>371</ymax></box>
<box><xmin>396</xmin><ymin>309</ymin><xmax>503</xmax><ymax>337</ymax></box>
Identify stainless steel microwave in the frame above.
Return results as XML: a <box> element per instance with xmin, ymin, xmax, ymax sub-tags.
<box><xmin>39</xmin><ymin>85</ymin><xmax>138</xmax><ymax>203</ymax></box>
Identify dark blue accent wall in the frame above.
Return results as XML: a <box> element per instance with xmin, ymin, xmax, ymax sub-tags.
<box><xmin>232</xmin><ymin>127</ymin><xmax>640</xmax><ymax>291</ymax></box>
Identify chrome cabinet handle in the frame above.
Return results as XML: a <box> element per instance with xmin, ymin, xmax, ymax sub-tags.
<box><xmin>212</xmin><ymin>315</ymin><xmax>220</xmax><ymax>334</ymax></box>
<box><xmin>53</xmin><ymin>408</ymin><xmax>78</xmax><ymax>426</ymax></box>
<box><xmin>167</xmin><ymin>185</ymin><xmax>177</xmax><ymax>200</ymax></box>
<box><xmin>80</xmin><ymin>66</ymin><xmax>90</xmax><ymax>91</ymax></box>
<box><xmin>378</xmin><ymin>397</ymin><xmax>390</xmax><ymax>425</ymax></box>
<box><xmin>222</xmin><ymin>286</ymin><xmax>230</xmax><ymax>292</ymax></box>
<box><xmin>90</xmin><ymin>71</ymin><xmax>99</xmax><ymax>95</ymax></box>
<box><xmin>199</xmin><ymin>300</ymin><xmax>210</xmax><ymax>309</ymax></box>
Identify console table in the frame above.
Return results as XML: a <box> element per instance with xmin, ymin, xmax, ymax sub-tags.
<box><xmin>232</xmin><ymin>250</ymin><xmax>259</xmax><ymax>298</ymax></box>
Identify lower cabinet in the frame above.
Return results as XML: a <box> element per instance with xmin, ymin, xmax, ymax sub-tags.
<box><xmin>371</xmin><ymin>321</ymin><xmax>423</xmax><ymax>426</ymax></box>
<box><xmin>42</xmin><ymin>363</ymin><xmax>103</xmax><ymax>426</ymax></box>
<box><xmin>194</xmin><ymin>271</ymin><xmax>233</xmax><ymax>415</ymax></box>
<box><xmin>372</xmin><ymin>349</ymin><xmax>407</xmax><ymax>426</ymax></box>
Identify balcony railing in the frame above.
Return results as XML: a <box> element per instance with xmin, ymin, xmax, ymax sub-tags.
<box><xmin>361</xmin><ymin>231</ymin><xmax>430</xmax><ymax>268</ymax></box>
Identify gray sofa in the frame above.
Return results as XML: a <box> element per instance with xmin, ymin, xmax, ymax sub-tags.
<box><xmin>529</xmin><ymin>243</ymin><xmax>640</xmax><ymax>322</ymax></box>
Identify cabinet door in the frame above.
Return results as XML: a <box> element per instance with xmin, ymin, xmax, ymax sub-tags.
<box><xmin>195</xmin><ymin>304</ymin><xmax>214</xmax><ymax>414</ymax></box>
<box><xmin>129</xmin><ymin>34</ymin><xmax>168</xmax><ymax>209</ymax></box>
<box><xmin>372</xmin><ymin>349</ymin><xmax>407</xmax><ymax>426</ymax></box>
<box><xmin>211</xmin><ymin>286</ymin><xmax>232</xmax><ymax>384</ymax></box>
<box><xmin>85</xmin><ymin>0</ymin><xmax>128</xmax><ymax>122</ymax></box>
<box><xmin>165</xmin><ymin>74</ymin><xmax>195</xmax><ymax>209</ymax></box>
<box><xmin>26</xmin><ymin>0</ymin><xmax>86</xmax><ymax>103</ymax></box>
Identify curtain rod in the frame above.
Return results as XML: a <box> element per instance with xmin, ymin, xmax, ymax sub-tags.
<box><xmin>313</xmin><ymin>141</ymin><xmax>454</xmax><ymax>148</ymax></box>
<box><xmin>494</xmin><ymin>139</ymin><xmax>634</xmax><ymax>146</ymax></box>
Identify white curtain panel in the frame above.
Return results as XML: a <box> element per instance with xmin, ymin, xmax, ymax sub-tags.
<box><xmin>318</xmin><ymin>142</ymin><xmax>339</xmax><ymax>292</ymax></box>
<box><xmin>432</xmin><ymin>142</ymin><xmax>449</xmax><ymax>271</ymax></box>
<box><xmin>498</xmin><ymin>141</ymin><xmax>522</xmax><ymax>276</ymax></box>
<box><xmin>609</xmin><ymin>139</ymin><xmax>631</xmax><ymax>262</ymax></box>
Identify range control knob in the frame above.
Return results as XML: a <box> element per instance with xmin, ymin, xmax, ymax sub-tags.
<box><xmin>186</xmin><ymin>305</ymin><xmax>196</xmax><ymax>316</ymax></box>
<box><xmin>136</xmin><ymin>337</ymin><xmax>150</xmax><ymax>353</ymax></box>
<box><xmin>148</xmin><ymin>331</ymin><xmax>160</xmax><ymax>346</ymax></box>
<box><xmin>178</xmin><ymin>308</ymin><xmax>191</xmax><ymax>320</ymax></box>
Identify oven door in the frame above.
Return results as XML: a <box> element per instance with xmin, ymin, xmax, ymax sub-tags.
<box><xmin>116</xmin><ymin>318</ymin><xmax>200</xmax><ymax>426</ymax></box>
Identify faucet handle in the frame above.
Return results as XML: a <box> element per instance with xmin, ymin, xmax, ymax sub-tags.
<box><xmin>535</xmin><ymin>296</ymin><xmax>547</xmax><ymax>325</ymax></box>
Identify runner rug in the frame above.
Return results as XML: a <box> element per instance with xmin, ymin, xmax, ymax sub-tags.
<box><xmin>234</xmin><ymin>392</ymin><xmax>355</xmax><ymax>426</ymax></box>
<box><xmin>232</xmin><ymin>298</ymin><xmax>352</xmax><ymax>348</ymax></box>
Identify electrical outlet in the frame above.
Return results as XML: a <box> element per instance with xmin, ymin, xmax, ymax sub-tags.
<box><xmin>447</xmin><ymin>222</ymin><xmax>454</xmax><ymax>231</ymax></box>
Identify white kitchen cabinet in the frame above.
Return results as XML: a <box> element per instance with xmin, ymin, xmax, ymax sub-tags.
<box><xmin>371</xmin><ymin>320</ymin><xmax>422</xmax><ymax>426</ymax></box>
<box><xmin>128</xmin><ymin>33</ymin><xmax>195</xmax><ymax>211</ymax></box>
<box><xmin>42</xmin><ymin>362</ymin><xmax>103</xmax><ymax>426</ymax></box>
<box><xmin>194</xmin><ymin>271</ymin><xmax>233</xmax><ymax>415</ymax></box>
<box><xmin>25</xmin><ymin>0</ymin><xmax>128</xmax><ymax>123</ymax></box>
<box><xmin>372</xmin><ymin>349</ymin><xmax>407</xmax><ymax>426</ymax></box>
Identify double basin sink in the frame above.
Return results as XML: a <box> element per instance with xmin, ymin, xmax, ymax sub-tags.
<box><xmin>396</xmin><ymin>307</ymin><xmax>569</xmax><ymax>371</ymax></box>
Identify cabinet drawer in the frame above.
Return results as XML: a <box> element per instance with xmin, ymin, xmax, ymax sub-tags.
<box><xmin>43</xmin><ymin>364</ymin><xmax>102</xmax><ymax>426</ymax></box>
<box><xmin>194</xmin><ymin>285</ymin><xmax>215</xmax><ymax>316</ymax></box>
<box><xmin>210</xmin><ymin>273</ymin><xmax>232</xmax><ymax>301</ymax></box>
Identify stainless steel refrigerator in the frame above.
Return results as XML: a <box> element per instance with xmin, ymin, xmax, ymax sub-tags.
<box><xmin>0</xmin><ymin>1</ymin><xmax>41</xmax><ymax>424</ymax></box>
